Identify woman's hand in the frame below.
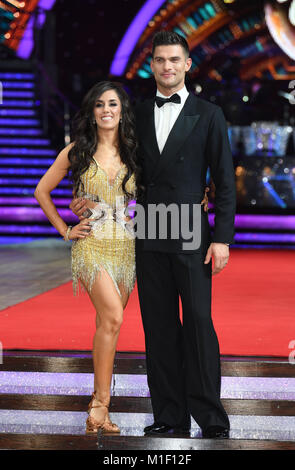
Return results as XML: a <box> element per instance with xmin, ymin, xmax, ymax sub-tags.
<box><xmin>201</xmin><ymin>186</ymin><xmax>210</xmax><ymax>212</ymax></box>
<box><xmin>68</xmin><ymin>219</ymin><xmax>92</xmax><ymax>240</ymax></box>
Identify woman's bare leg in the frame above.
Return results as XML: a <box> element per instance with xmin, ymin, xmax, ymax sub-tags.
<box><xmin>85</xmin><ymin>270</ymin><xmax>130</xmax><ymax>424</ymax></box>
<box><xmin>92</xmin><ymin>279</ymin><xmax>129</xmax><ymax>386</ymax></box>
<box><xmin>118</xmin><ymin>281</ymin><xmax>130</xmax><ymax>310</ymax></box>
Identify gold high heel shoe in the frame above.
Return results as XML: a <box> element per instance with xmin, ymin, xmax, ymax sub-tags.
<box><xmin>86</xmin><ymin>391</ymin><xmax>120</xmax><ymax>434</ymax></box>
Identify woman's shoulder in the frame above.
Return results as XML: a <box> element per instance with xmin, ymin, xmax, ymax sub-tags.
<box><xmin>55</xmin><ymin>141</ymin><xmax>76</xmax><ymax>163</ymax></box>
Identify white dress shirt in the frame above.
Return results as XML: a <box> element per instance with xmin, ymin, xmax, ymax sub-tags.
<box><xmin>154</xmin><ymin>85</ymin><xmax>189</xmax><ymax>153</ymax></box>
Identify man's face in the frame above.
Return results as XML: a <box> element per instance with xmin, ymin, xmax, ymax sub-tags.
<box><xmin>150</xmin><ymin>44</ymin><xmax>192</xmax><ymax>91</ymax></box>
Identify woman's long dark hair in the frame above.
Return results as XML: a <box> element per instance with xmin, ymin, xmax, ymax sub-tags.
<box><xmin>68</xmin><ymin>81</ymin><xmax>144</xmax><ymax>201</ymax></box>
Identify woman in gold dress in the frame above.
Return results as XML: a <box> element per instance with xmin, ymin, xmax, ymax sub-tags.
<box><xmin>35</xmin><ymin>80</ymin><xmax>209</xmax><ymax>435</ymax></box>
<box><xmin>34</xmin><ymin>81</ymin><xmax>140</xmax><ymax>434</ymax></box>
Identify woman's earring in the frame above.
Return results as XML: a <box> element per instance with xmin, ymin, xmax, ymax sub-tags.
<box><xmin>92</xmin><ymin>118</ymin><xmax>96</xmax><ymax>124</ymax></box>
<box><xmin>119</xmin><ymin>117</ymin><xmax>122</xmax><ymax>123</ymax></box>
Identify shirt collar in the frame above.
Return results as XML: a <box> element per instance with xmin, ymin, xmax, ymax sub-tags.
<box><xmin>156</xmin><ymin>85</ymin><xmax>189</xmax><ymax>104</ymax></box>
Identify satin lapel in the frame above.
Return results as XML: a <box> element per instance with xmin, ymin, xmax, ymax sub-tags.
<box><xmin>151</xmin><ymin>93</ymin><xmax>200</xmax><ymax>181</ymax></box>
<box><xmin>139</xmin><ymin>99</ymin><xmax>161</xmax><ymax>167</ymax></box>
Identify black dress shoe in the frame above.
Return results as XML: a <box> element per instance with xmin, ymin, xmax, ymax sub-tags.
<box><xmin>202</xmin><ymin>425</ymin><xmax>229</xmax><ymax>439</ymax></box>
<box><xmin>144</xmin><ymin>422</ymin><xmax>190</xmax><ymax>435</ymax></box>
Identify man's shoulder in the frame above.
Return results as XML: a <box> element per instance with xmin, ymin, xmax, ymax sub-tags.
<box><xmin>190</xmin><ymin>93</ymin><xmax>222</xmax><ymax>116</ymax></box>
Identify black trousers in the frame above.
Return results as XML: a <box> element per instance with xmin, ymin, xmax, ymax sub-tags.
<box><xmin>135</xmin><ymin>249</ymin><xmax>230</xmax><ymax>431</ymax></box>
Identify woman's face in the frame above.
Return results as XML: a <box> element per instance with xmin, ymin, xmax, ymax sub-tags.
<box><xmin>93</xmin><ymin>89</ymin><xmax>122</xmax><ymax>131</ymax></box>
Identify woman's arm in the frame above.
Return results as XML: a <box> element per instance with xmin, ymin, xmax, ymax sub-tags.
<box><xmin>34</xmin><ymin>143</ymin><xmax>74</xmax><ymax>238</ymax></box>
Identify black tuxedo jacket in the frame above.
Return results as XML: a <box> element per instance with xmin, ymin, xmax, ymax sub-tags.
<box><xmin>134</xmin><ymin>92</ymin><xmax>236</xmax><ymax>254</ymax></box>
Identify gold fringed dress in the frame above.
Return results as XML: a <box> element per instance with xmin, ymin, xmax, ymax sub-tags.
<box><xmin>71</xmin><ymin>158</ymin><xmax>136</xmax><ymax>298</ymax></box>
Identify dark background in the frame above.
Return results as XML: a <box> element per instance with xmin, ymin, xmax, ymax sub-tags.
<box><xmin>42</xmin><ymin>0</ymin><xmax>294</xmax><ymax>130</ymax></box>
<box><xmin>52</xmin><ymin>0</ymin><xmax>147</xmax><ymax>102</ymax></box>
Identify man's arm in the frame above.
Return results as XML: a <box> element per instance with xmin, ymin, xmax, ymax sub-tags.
<box><xmin>206</xmin><ymin>106</ymin><xmax>236</xmax><ymax>244</ymax></box>
<box><xmin>204</xmin><ymin>106</ymin><xmax>236</xmax><ymax>274</ymax></box>
<box><xmin>69</xmin><ymin>197</ymin><xmax>88</xmax><ymax>220</ymax></box>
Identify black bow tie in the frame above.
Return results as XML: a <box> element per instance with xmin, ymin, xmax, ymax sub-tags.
<box><xmin>155</xmin><ymin>93</ymin><xmax>181</xmax><ymax>108</ymax></box>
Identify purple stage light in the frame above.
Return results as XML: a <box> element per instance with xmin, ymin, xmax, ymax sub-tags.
<box><xmin>0</xmin><ymin>148</ymin><xmax>56</xmax><ymax>155</ymax></box>
<box><xmin>0</xmin><ymin>197</ymin><xmax>72</xmax><ymax>206</ymax></box>
<box><xmin>2</xmin><ymin>91</ymin><xmax>34</xmax><ymax>98</ymax></box>
<box><xmin>2</xmin><ymin>100</ymin><xmax>35</xmax><ymax>107</ymax></box>
<box><xmin>231</xmin><ymin>244</ymin><xmax>295</xmax><ymax>250</ymax></box>
<box><xmin>0</xmin><ymin>208</ymin><xmax>78</xmax><ymax>223</ymax></box>
<box><xmin>0</xmin><ymin>158</ymin><xmax>54</xmax><ymax>165</ymax></box>
<box><xmin>0</xmin><ymin>119</ymin><xmax>40</xmax><ymax>126</ymax></box>
<box><xmin>17</xmin><ymin>16</ymin><xmax>34</xmax><ymax>60</ymax></box>
<box><xmin>0</xmin><ymin>138</ymin><xmax>49</xmax><ymax>145</ymax></box>
<box><xmin>1</xmin><ymin>82</ymin><xmax>34</xmax><ymax>89</ymax></box>
<box><xmin>0</xmin><ymin>178</ymin><xmax>69</xmax><ymax>186</ymax></box>
<box><xmin>110</xmin><ymin>0</ymin><xmax>166</xmax><ymax>76</ymax></box>
<box><xmin>17</xmin><ymin>0</ymin><xmax>57</xmax><ymax>59</ymax></box>
<box><xmin>0</xmin><ymin>73</ymin><xmax>34</xmax><ymax>79</ymax></box>
<box><xmin>0</xmin><ymin>129</ymin><xmax>42</xmax><ymax>135</ymax></box>
<box><xmin>0</xmin><ymin>110</ymin><xmax>36</xmax><ymax>116</ymax></box>
<box><xmin>0</xmin><ymin>188</ymin><xmax>72</xmax><ymax>195</ymax></box>
<box><xmin>0</xmin><ymin>157</ymin><xmax>54</xmax><ymax>167</ymax></box>
<box><xmin>0</xmin><ymin>225</ymin><xmax>59</xmax><ymax>234</ymax></box>
<box><xmin>0</xmin><ymin>138</ymin><xmax>50</xmax><ymax>145</ymax></box>
<box><xmin>208</xmin><ymin>214</ymin><xmax>295</xmax><ymax>230</ymax></box>
<box><xmin>0</xmin><ymin>169</ymin><xmax>47</xmax><ymax>175</ymax></box>
<box><xmin>234</xmin><ymin>214</ymin><xmax>295</xmax><ymax>230</ymax></box>
<box><xmin>234</xmin><ymin>233</ymin><xmax>295</xmax><ymax>243</ymax></box>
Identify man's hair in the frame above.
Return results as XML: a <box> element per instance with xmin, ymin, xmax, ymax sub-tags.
<box><xmin>151</xmin><ymin>31</ymin><xmax>190</xmax><ymax>58</ymax></box>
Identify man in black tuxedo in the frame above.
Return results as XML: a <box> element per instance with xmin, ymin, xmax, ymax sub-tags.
<box><xmin>134</xmin><ymin>31</ymin><xmax>236</xmax><ymax>439</ymax></box>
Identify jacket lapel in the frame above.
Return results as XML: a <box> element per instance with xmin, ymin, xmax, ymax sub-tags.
<box><xmin>139</xmin><ymin>98</ymin><xmax>161</xmax><ymax>168</ymax></box>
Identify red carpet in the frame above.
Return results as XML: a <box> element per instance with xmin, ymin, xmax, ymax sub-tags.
<box><xmin>1</xmin><ymin>249</ymin><xmax>294</xmax><ymax>357</ymax></box>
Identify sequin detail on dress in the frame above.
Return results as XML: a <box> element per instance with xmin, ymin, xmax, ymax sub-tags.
<box><xmin>71</xmin><ymin>159</ymin><xmax>136</xmax><ymax>298</ymax></box>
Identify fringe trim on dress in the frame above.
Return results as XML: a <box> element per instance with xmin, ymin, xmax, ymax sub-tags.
<box><xmin>71</xmin><ymin>257</ymin><xmax>136</xmax><ymax>299</ymax></box>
